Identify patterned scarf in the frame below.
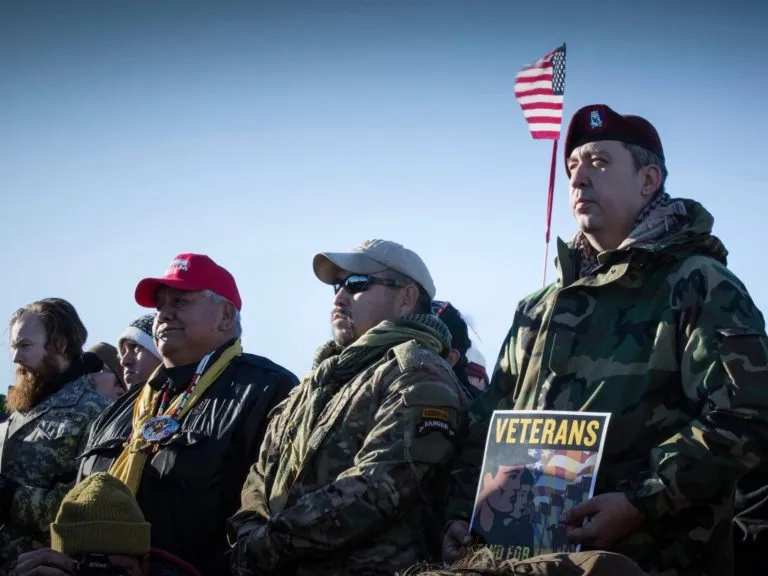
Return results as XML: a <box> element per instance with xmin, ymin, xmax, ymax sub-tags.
<box><xmin>267</xmin><ymin>314</ymin><xmax>451</xmax><ymax>514</ymax></box>
<box><xmin>572</xmin><ymin>192</ymin><xmax>688</xmax><ymax>278</ymax></box>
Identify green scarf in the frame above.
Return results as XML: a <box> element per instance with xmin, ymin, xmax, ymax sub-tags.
<box><xmin>268</xmin><ymin>314</ymin><xmax>451</xmax><ymax>514</ymax></box>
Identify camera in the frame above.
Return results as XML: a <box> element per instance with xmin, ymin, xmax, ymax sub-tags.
<box><xmin>76</xmin><ymin>554</ymin><xmax>130</xmax><ymax>575</ymax></box>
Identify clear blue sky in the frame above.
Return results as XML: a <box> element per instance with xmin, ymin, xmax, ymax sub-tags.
<box><xmin>1</xmin><ymin>0</ymin><xmax>766</xmax><ymax>391</ymax></box>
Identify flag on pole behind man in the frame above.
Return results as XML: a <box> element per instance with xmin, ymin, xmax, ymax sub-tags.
<box><xmin>513</xmin><ymin>44</ymin><xmax>567</xmax><ymax>286</ymax></box>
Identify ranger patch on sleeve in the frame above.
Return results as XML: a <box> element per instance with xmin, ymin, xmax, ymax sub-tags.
<box><xmin>416</xmin><ymin>408</ymin><xmax>455</xmax><ymax>439</ymax></box>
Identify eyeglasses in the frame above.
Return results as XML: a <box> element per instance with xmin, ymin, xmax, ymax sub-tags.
<box><xmin>333</xmin><ymin>274</ymin><xmax>406</xmax><ymax>295</ymax></box>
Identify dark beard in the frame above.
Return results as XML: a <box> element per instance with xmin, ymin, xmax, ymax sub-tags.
<box><xmin>8</xmin><ymin>355</ymin><xmax>64</xmax><ymax>414</ymax></box>
<box><xmin>332</xmin><ymin>310</ymin><xmax>356</xmax><ymax>348</ymax></box>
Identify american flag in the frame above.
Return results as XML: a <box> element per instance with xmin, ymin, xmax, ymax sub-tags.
<box><xmin>514</xmin><ymin>44</ymin><xmax>567</xmax><ymax>140</ymax></box>
<box><xmin>531</xmin><ymin>450</ymin><xmax>597</xmax><ymax>499</ymax></box>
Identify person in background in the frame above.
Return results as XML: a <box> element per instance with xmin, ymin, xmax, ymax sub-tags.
<box><xmin>432</xmin><ymin>300</ymin><xmax>480</xmax><ymax>400</ymax></box>
<box><xmin>77</xmin><ymin>253</ymin><xmax>297</xmax><ymax>576</ymax></box>
<box><xmin>87</xmin><ymin>342</ymin><xmax>127</xmax><ymax>400</ymax></box>
<box><xmin>465</xmin><ymin>346</ymin><xmax>489</xmax><ymax>393</ymax></box>
<box><xmin>1</xmin><ymin>298</ymin><xmax>111</xmax><ymax>574</ymax></box>
<box><xmin>117</xmin><ymin>314</ymin><xmax>162</xmax><ymax>389</ymax></box>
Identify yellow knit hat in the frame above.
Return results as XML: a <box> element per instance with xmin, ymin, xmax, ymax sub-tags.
<box><xmin>50</xmin><ymin>473</ymin><xmax>150</xmax><ymax>557</ymax></box>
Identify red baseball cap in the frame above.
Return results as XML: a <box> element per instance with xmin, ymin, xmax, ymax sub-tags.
<box><xmin>134</xmin><ymin>253</ymin><xmax>242</xmax><ymax>311</ymax></box>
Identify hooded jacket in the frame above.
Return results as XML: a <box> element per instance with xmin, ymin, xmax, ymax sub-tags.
<box><xmin>449</xmin><ymin>199</ymin><xmax>768</xmax><ymax>576</ymax></box>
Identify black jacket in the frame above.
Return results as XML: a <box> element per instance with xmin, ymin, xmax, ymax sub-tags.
<box><xmin>77</xmin><ymin>344</ymin><xmax>298</xmax><ymax>576</ymax></box>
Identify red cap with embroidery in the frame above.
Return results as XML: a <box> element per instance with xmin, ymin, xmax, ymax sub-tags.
<box><xmin>134</xmin><ymin>253</ymin><xmax>242</xmax><ymax>311</ymax></box>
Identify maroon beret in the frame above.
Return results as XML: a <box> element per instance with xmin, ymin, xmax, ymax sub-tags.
<box><xmin>564</xmin><ymin>104</ymin><xmax>664</xmax><ymax>176</ymax></box>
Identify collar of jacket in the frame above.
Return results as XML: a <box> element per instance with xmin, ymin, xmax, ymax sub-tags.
<box><xmin>553</xmin><ymin>198</ymin><xmax>727</xmax><ymax>288</ymax></box>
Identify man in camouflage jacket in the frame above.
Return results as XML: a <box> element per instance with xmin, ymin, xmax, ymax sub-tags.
<box><xmin>0</xmin><ymin>299</ymin><xmax>111</xmax><ymax>574</ymax></box>
<box><xmin>229</xmin><ymin>239</ymin><xmax>470</xmax><ymax>576</ymax></box>
<box><xmin>444</xmin><ymin>105</ymin><xmax>768</xmax><ymax>576</ymax></box>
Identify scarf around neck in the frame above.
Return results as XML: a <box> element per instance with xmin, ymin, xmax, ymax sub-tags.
<box><xmin>267</xmin><ymin>313</ymin><xmax>451</xmax><ymax>514</ymax></box>
<box><xmin>572</xmin><ymin>192</ymin><xmax>689</xmax><ymax>278</ymax></box>
<box><xmin>108</xmin><ymin>339</ymin><xmax>243</xmax><ymax>495</ymax></box>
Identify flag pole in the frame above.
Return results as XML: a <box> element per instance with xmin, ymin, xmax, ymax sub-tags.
<box><xmin>542</xmin><ymin>138</ymin><xmax>558</xmax><ymax>287</ymax></box>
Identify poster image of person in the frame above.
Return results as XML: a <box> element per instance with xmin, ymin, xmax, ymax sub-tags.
<box><xmin>470</xmin><ymin>447</ymin><xmax>537</xmax><ymax>562</ymax></box>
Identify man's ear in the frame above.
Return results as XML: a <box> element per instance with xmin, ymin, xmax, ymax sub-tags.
<box><xmin>48</xmin><ymin>335</ymin><xmax>67</xmax><ymax>356</ymax></box>
<box><xmin>397</xmin><ymin>284</ymin><xmax>421</xmax><ymax>316</ymax></box>
<box><xmin>640</xmin><ymin>164</ymin><xmax>662</xmax><ymax>198</ymax></box>
<box><xmin>219</xmin><ymin>301</ymin><xmax>237</xmax><ymax>333</ymax></box>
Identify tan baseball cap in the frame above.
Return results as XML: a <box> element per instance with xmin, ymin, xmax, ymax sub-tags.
<box><xmin>313</xmin><ymin>239</ymin><xmax>436</xmax><ymax>299</ymax></box>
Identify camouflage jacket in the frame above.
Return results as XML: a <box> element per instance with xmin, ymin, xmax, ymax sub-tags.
<box><xmin>229</xmin><ymin>316</ymin><xmax>470</xmax><ymax>576</ymax></box>
<box><xmin>0</xmin><ymin>374</ymin><xmax>111</xmax><ymax>573</ymax></box>
<box><xmin>448</xmin><ymin>199</ymin><xmax>768</xmax><ymax>576</ymax></box>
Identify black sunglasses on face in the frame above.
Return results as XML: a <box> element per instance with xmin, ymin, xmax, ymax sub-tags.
<box><xmin>333</xmin><ymin>274</ymin><xmax>406</xmax><ymax>295</ymax></box>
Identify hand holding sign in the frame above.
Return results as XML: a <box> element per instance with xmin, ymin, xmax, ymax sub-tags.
<box><xmin>561</xmin><ymin>492</ymin><xmax>645</xmax><ymax>549</ymax></box>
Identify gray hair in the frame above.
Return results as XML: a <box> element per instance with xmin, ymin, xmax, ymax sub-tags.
<box><xmin>203</xmin><ymin>290</ymin><xmax>242</xmax><ymax>338</ymax></box>
<box><xmin>623</xmin><ymin>142</ymin><xmax>668</xmax><ymax>196</ymax></box>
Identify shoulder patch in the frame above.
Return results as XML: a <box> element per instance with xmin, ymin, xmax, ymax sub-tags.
<box><xmin>422</xmin><ymin>407</ymin><xmax>450</xmax><ymax>421</ymax></box>
<box><xmin>416</xmin><ymin>415</ymin><xmax>456</xmax><ymax>440</ymax></box>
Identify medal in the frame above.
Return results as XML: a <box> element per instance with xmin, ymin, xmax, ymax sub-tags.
<box><xmin>141</xmin><ymin>415</ymin><xmax>180</xmax><ymax>443</ymax></box>
<box><xmin>131</xmin><ymin>351</ymin><xmax>215</xmax><ymax>448</ymax></box>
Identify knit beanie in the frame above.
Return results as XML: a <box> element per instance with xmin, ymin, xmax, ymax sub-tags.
<box><xmin>118</xmin><ymin>314</ymin><xmax>160</xmax><ymax>360</ymax></box>
<box><xmin>87</xmin><ymin>342</ymin><xmax>125</xmax><ymax>387</ymax></box>
<box><xmin>50</xmin><ymin>473</ymin><xmax>151</xmax><ymax>557</ymax></box>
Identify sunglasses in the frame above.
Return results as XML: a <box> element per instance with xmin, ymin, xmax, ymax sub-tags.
<box><xmin>333</xmin><ymin>274</ymin><xmax>406</xmax><ymax>295</ymax></box>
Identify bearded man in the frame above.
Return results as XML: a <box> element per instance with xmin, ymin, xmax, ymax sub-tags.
<box><xmin>0</xmin><ymin>298</ymin><xmax>111</xmax><ymax>574</ymax></box>
<box><xmin>77</xmin><ymin>253</ymin><xmax>297</xmax><ymax>576</ymax></box>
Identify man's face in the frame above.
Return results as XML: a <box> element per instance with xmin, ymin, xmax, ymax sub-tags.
<box><xmin>120</xmin><ymin>340</ymin><xmax>161</xmax><ymax>387</ymax></box>
<box><xmin>10</xmin><ymin>313</ymin><xmax>59</xmax><ymax>373</ymax></box>
<box><xmin>153</xmin><ymin>288</ymin><xmax>229</xmax><ymax>366</ymax></box>
<box><xmin>90</xmin><ymin>367</ymin><xmax>125</xmax><ymax>400</ymax></box>
<box><xmin>8</xmin><ymin>313</ymin><xmax>68</xmax><ymax>412</ymax></box>
<box><xmin>482</xmin><ymin>465</ymin><xmax>525</xmax><ymax>514</ymax></box>
<box><xmin>331</xmin><ymin>272</ymin><xmax>403</xmax><ymax>347</ymax></box>
<box><xmin>567</xmin><ymin>140</ymin><xmax>648</xmax><ymax>244</ymax></box>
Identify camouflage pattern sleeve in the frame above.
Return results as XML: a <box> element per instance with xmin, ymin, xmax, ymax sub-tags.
<box><xmin>445</xmin><ymin>309</ymin><xmax>524</xmax><ymax>525</ymax></box>
<box><xmin>237</xmin><ymin>373</ymin><xmax>463</xmax><ymax>572</ymax></box>
<box><xmin>8</xmin><ymin>409</ymin><xmax>100</xmax><ymax>536</ymax></box>
<box><xmin>8</xmin><ymin>480</ymin><xmax>76</xmax><ymax>536</ymax></box>
<box><xmin>624</xmin><ymin>258</ymin><xmax>768</xmax><ymax>520</ymax></box>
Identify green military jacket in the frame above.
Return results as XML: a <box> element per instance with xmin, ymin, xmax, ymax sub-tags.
<box><xmin>230</xmin><ymin>317</ymin><xmax>469</xmax><ymax>576</ymax></box>
<box><xmin>0</xmin><ymin>374</ymin><xmax>111</xmax><ymax>573</ymax></box>
<box><xmin>449</xmin><ymin>199</ymin><xmax>768</xmax><ymax>576</ymax></box>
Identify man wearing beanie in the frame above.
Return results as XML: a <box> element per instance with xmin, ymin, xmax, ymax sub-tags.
<box><xmin>446</xmin><ymin>105</ymin><xmax>768</xmax><ymax>576</ymax></box>
<box><xmin>12</xmin><ymin>473</ymin><xmax>150</xmax><ymax>576</ymax></box>
<box><xmin>118</xmin><ymin>314</ymin><xmax>162</xmax><ymax>389</ymax></box>
<box><xmin>230</xmin><ymin>240</ymin><xmax>469</xmax><ymax>576</ymax></box>
<box><xmin>77</xmin><ymin>254</ymin><xmax>297</xmax><ymax>576</ymax></box>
